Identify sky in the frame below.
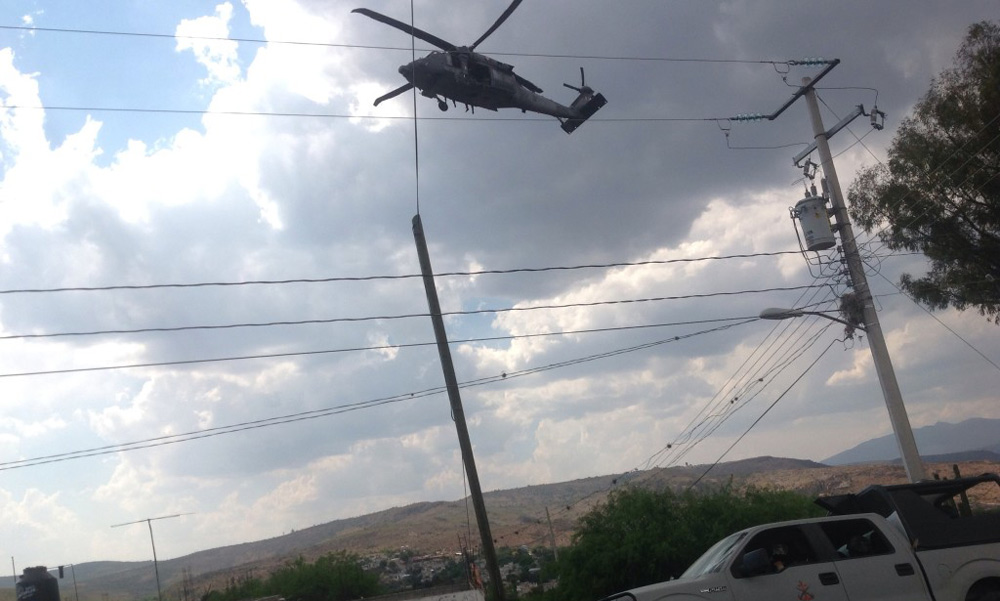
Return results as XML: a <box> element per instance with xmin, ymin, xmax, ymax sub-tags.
<box><xmin>1</xmin><ymin>0</ymin><xmax>998</xmax><ymax>569</ymax></box>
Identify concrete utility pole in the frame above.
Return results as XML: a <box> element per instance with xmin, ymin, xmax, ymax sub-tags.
<box><xmin>802</xmin><ymin>77</ymin><xmax>926</xmax><ymax>482</ymax></box>
<box><xmin>412</xmin><ymin>214</ymin><xmax>505</xmax><ymax>601</ymax></box>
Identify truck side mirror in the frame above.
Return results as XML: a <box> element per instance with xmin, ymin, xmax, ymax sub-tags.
<box><xmin>738</xmin><ymin>548</ymin><xmax>771</xmax><ymax>577</ymax></box>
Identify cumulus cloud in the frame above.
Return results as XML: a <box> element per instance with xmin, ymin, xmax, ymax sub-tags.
<box><xmin>176</xmin><ymin>3</ymin><xmax>242</xmax><ymax>86</ymax></box>
<box><xmin>1</xmin><ymin>0</ymin><xmax>998</xmax><ymax>566</ymax></box>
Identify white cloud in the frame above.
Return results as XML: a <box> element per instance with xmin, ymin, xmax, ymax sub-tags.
<box><xmin>0</xmin><ymin>488</ymin><xmax>77</xmax><ymax>542</ymax></box>
<box><xmin>826</xmin><ymin>348</ymin><xmax>871</xmax><ymax>385</ymax></box>
<box><xmin>0</xmin><ymin>415</ymin><xmax>67</xmax><ymax>438</ymax></box>
<box><xmin>1</xmin><ymin>0</ymin><xmax>999</xmax><ymax>566</ymax></box>
<box><xmin>176</xmin><ymin>3</ymin><xmax>242</xmax><ymax>86</ymax></box>
<box><xmin>93</xmin><ymin>461</ymin><xmax>162</xmax><ymax>511</ymax></box>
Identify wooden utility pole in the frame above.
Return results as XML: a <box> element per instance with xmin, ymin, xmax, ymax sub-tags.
<box><xmin>412</xmin><ymin>214</ymin><xmax>504</xmax><ymax>601</ymax></box>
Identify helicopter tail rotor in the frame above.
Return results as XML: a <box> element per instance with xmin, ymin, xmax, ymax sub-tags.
<box><xmin>563</xmin><ymin>67</ymin><xmax>593</xmax><ymax>95</ymax></box>
<box><xmin>560</xmin><ymin>67</ymin><xmax>606</xmax><ymax>134</ymax></box>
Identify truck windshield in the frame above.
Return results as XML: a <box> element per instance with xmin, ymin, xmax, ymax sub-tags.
<box><xmin>679</xmin><ymin>531</ymin><xmax>747</xmax><ymax>579</ymax></box>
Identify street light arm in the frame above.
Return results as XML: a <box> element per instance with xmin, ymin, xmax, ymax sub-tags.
<box><xmin>759</xmin><ymin>307</ymin><xmax>866</xmax><ymax>331</ymax></box>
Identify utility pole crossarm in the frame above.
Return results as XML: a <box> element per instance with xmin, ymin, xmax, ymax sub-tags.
<box><xmin>793</xmin><ymin>104</ymin><xmax>867</xmax><ymax>167</ymax></box>
<box><xmin>110</xmin><ymin>513</ymin><xmax>190</xmax><ymax>528</ymax></box>
<box><xmin>766</xmin><ymin>59</ymin><xmax>840</xmax><ymax>122</ymax></box>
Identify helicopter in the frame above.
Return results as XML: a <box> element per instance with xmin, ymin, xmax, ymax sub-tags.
<box><xmin>352</xmin><ymin>0</ymin><xmax>606</xmax><ymax>134</ymax></box>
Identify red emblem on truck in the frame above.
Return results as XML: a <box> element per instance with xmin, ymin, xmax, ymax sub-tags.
<box><xmin>796</xmin><ymin>581</ymin><xmax>815</xmax><ymax>600</ymax></box>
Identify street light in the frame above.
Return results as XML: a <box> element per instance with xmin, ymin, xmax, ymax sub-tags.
<box><xmin>759</xmin><ymin>307</ymin><xmax>865</xmax><ymax>332</ymax></box>
<box><xmin>758</xmin><ymin>305</ymin><xmax>925</xmax><ymax>480</ymax></box>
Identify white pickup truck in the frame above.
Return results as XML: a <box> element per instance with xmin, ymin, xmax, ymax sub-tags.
<box><xmin>599</xmin><ymin>473</ymin><xmax>1000</xmax><ymax>601</ymax></box>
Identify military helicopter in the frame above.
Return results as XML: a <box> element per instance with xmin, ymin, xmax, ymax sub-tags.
<box><xmin>352</xmin><ymin>0</ymin><xmax>606</xmax><ymax>134</ymax></box>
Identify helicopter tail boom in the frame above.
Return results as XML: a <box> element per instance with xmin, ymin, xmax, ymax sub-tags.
<box><xmin>560</xmin><ymin>91</ymin><xmax>607</xmax><ymax>134</ymax></box>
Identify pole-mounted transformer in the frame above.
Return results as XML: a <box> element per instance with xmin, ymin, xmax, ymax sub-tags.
<box><xmin>793</xmin><ymin>192</ymin><xmax>835</xmax><ymax>252</ymax></box>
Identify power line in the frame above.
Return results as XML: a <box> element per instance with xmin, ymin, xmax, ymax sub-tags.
<box><xmin>0</xmin><ymin>315</ymin><xmax>760</xmax><ymax>379</ymax></box>
<box><xmin>0</xmin><ymin>251</ymin><xmax>803</xmax><ymax>295</ymax></box>
<box><xmin>854</xmin><ymin>108</ymin><xmax>1000</xmax><ymax>256</ymax></box>
<box><xmin>873</xmin><ymin>271</ymin><xmax>1000</xmax><ymax>373</ymax></box>
<box><xmin>490</xmin><ymin>310</ymin><xmax>842</xmax><ymax>537</ymax></box>
<box><xmin>0</xmin><ymin>284</ymin><xmax>825</xmax><ymax>341</ymax></box>
<box><xmin>658</xmin><ymin>300</ymin><xmax>837</xmax><ymax>470</ymax></box>
<box><xmin>0</xmin><ymin>103</ymin><xmax>735</xmax><ymax>124</ymax></box>
<box><xmin>0</xmin><ymin>23</ymin><xmax>803</xmax><ymax>66</ymax></box>
<box><xmin>671</xmin><ymin>317</ymin><xmax>837</xmax><ymax>470</ymax></box>
<box><xmin>486</xmin><ymin>279</ymin><xmax>844</xmax><ymax>530</ymax></box>
<box><xmin>640</xmin><ymin>274</ymin><xmax>840</xmax><ymax>470</ymax></box>
<box><xmin>689</xmin><ymin>333</ymin><xmax>838</xmax><ymax>488</ymax></box>
<box><xmin>512</xmin><ymin>275</ymin><xmax>843</xmax><ymax>526</ymax></box>
<box><xmin>0</xmin><ymin>318</ymin><xmax>756</xmax><ymax>471</ymax></box>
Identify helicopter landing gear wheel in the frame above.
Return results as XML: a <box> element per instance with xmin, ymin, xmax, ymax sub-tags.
<box><xmin>437</xmin><ymin>100</ymin><xmax>448</xmax><ymax>112</ymax></box>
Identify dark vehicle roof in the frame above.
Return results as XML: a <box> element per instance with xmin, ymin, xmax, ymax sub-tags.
<box><xmin>816</xmin><ymin>473</ymin><xmax>1000</xmax><ymax>550</ymax></box>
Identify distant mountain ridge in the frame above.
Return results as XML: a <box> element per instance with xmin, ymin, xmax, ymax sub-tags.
<box><xmin>0</xmin><ymin>457</ymin><xmax>828</xmax><ymax>600</ymax></box>
<box><xmin>823</xmin><ymin>417</ymin><xmax>1000</xmax><ymax>465</ymax></box>
<box><xmin>3</xmin><ymin>417</ymin><xmax>998</xmax><ymax>601</ymax></box>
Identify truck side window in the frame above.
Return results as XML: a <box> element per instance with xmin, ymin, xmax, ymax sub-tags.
<box><xmin>732</xmin><ymin>526</ymin><xmax>818</xmax><ymax>578</ymax></box>
<box><xmin>819</xmin><ymin>519</ymin><xmax>895</xmax><ymax>559</ymax></box>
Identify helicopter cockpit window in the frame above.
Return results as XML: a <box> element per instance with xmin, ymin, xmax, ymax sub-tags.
<box><xmin>469</xmin><ymin>60</ymin><xmax>491</xmax><ymax>83</ymax></box>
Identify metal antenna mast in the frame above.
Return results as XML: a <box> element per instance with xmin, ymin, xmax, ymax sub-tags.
<box><xmin>112</xmin><ymin>513</ymin><xmax>191</xmax><ymax>601</ymax></box>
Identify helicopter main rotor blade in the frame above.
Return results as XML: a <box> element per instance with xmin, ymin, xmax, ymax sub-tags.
<box><xmin>373</xmin><ymin>83</ymin><xmax>414</xmax><ymax>106</ymax></box>
<box><xmin>469</xmin><ymin>0</ymin><xmax>524</xmax><ymax>50</ymax></box>
<box><xmin>352</xmin><ymin>8</ymin><xmax>457</xmax><ymax>52</ymax></box>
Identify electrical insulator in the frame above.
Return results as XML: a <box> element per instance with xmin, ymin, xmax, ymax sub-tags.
<box><xmin>869</xmin><ymin>106</ymin><xmax>885</xmax><ymax>130</ymax></box>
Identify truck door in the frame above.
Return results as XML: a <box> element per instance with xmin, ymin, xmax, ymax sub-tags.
<box><xmin>729</xmin><ymin>524</ymin><xmax>849</xmax><ymax>601</ymax></box>
<box><xmin>818</xmin><ymin>518</ymin><xmax>932</xmax><ymax>601</ymax></box>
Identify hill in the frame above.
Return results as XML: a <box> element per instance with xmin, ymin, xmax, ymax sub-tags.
<box><xmin>3</xmin><ymin>456</ymin><xmax>996</xmax><ymax>601</ymax></box>
<box><xmin>823</xmin><ymin>417</ymin><xmax>1000</xmax><ymax>465</ymax></box>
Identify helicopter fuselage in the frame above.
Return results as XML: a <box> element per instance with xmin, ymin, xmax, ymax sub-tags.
<box><xmin>352</xmin><ymin>2</ymin><xmax>606</xmax><ymax>133</ymax></box>
<box><xmin>401</xmin><ymin>51</ymin><xmax>579</xmax><ymax>119</ymax></box>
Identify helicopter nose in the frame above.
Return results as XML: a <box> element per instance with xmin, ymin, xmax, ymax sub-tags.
<box><xmin>398</xmin><ymin>64</ymin><xmax>414</xmax><ymax>82</ymax></box>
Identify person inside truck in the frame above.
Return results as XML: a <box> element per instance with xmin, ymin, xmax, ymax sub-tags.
<box><xmin>770</xmin><ymin>544</ymin><xmax>789</xmax><ymax>572</ymax></box>
<box><xmin>734</xmin><ymin>525</ymin><xmax>819</xmax><ymax>579</ymax></box>
<box><xmin>846</xmin><ymin>534</ymin><xmax>873</xmax><ymax>557</ymax></box>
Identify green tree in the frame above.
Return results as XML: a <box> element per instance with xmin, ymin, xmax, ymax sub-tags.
<box><xmin>848</xmin><ymin>21</ymin><xmax>1000</xmax><ymax>322</ymax></box>
<box><xmin>553</xmin><ymin>485</ymin><xmax>822</xmax><ymax>601</ymax></box>
<box><xmin>268</xmin><ymin>552</ymin><xmax>380</xmax><ymax>601</ymax></box>
<box><xmin>201</xmin><ymin>552</ymin><xmax>380</xmax><ymax>601</ymax></box>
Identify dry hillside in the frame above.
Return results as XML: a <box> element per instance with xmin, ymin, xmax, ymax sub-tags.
<box><xmin>5</xmin><ymin>459</ymin><xmax>997</xmax><ymax>601</ymax></box>
<box><xmin>173</xmin><ymin>459</ymin><xmax>1000</xmax><ymax>599</ymax></box>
